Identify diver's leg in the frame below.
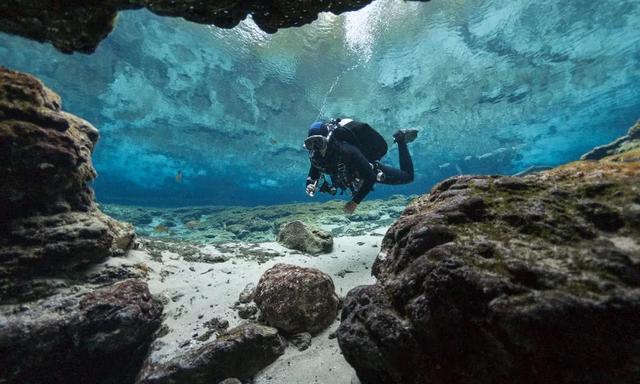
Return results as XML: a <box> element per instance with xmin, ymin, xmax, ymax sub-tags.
<box><xmin>377</xmin><ymin>139</ymin><xmax>415</xmax><ymax>185</ymax></box>
<box><xmin>377</xmin><ymin>163</ymin><xmax>411</xmax><ymax>186</ymax></box>
<box><xmin>397</xmin><ymin>140</ymin><xmax>414</xmax><ymax>182</ymax></box>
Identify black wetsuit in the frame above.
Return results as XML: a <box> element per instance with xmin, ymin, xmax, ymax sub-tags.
<box><xmin>306</xmin><ymin>120</ymin><xmax>414</xmax><ymax>204</ymax></box>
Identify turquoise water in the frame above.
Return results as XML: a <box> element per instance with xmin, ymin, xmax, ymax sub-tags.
<box><xmin>1</xmin><ymin>0</ymin><xmax>639</xmax><ymax>207</ymax></box>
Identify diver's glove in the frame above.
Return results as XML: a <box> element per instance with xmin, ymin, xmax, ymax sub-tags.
<box><xmin>306</xmin><ymin>178</ymin><xmax>318</xmax><ymax>197</ymax></box>
<box><xmin>306</xmin><ymin>184</ymin><xmax>317</xmax><ymax>197</ymax></box>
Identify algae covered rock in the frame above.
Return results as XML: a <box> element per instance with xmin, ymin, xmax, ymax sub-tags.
<box><xmin>0</xmin><ymin>279</ymin><xmax>163</xmax><ymax>384</ymax></box>
<box><xmin>277</xmin><ymin>220</ymin><xmax>333</xmax><ymax>254</ymax></box>
<box><xmin>255</xmin><ymin>263</ymin><xmax>339</xmax><ymax>335</ymax></box>
<box><xmin>136</xmin><ymin>323</ymin><xmax>285</xmax><ymax>384</ymax></box>
<box><xmin>338</xmin><ymin>132</ymin><xmax>640</xmax><ymax>384</ymax></box>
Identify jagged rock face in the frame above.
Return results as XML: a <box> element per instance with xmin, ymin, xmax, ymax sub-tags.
<box><xmin>338</xmin><ymin>142</ymin><xmax>640</xmax><ymax>384</ymax></box>
<box><xmin>0</xmin><ymin>67</ymin><xmax>134</xmax><ymax>300</ymax></box>
<box><xmin>255</xmin><ymin>263</ymin><xmax>339</xmax><ymax>335</ymax></box>
<box><xmin>0</xmin><ymin>279</ymin><xmax>163</xmax><ymax>384</ymax></box>
<box><xmin>136</xmin><ymin>323</ymin><xmax>285</xmax><ymax>384</ymax></box>
<box><xmin>0</xmin><ymin>0</ymin><xmax>429</xmax><ymax>54</ymax></box>
<box><xmin>277</xmin><ymin>220</ymin><xmax>333</xmax><ymax>255</ymax></box>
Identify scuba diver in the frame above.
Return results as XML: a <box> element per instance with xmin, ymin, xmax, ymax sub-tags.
<box><xmin>304</xmin><ymin>118</ymin><xmax>418</xmax><ymax>213</ymax></box>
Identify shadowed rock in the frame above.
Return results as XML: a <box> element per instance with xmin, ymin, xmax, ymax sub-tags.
<box><xmin>255</xmin><ymin>263</ymin><xmax>339</xmax><ymax>335</ymax></box>
<box><xmin>136</xmin><ymin>323</ymin><xmax>285</xmax><ymax>384</ymax></box>
<box><xmin>0</xmin><ymin>279</ymin><xmax>163</xmax><ymax>384</ymax></box>
<box><xmin>338</xmin><ymin>128</ymin><xmax>640</xmax><ymax>384</ymax></box>
<box><xmin>0</xmin><ymin>0</ymin><xmax>430</xmax><ymax>54</ymax></box>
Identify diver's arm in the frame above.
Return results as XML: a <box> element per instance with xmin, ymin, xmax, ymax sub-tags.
<box><xmin>306</xmin><ymin>165</ymin><xmax>321</xmax><ymax>196</ymax></box>
<box><xmin>343</xmin><ymin>143</ymin><xmax>376</xmax><ymax>204</ymax></box>
<box><xmin>307</xmin><ymin>165</ymin><xmax>321</xmax><ymax>185</ymax></box>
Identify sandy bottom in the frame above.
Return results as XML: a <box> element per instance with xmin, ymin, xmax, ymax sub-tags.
<box><xmin>99</xmin><ymin>227</ymin><xmax>388</xmax><ymax>383</ymax></box>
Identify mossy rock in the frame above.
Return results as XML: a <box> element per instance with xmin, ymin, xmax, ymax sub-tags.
<box><xmin>277</xmin><ymin>221</ymin><xmax>333</xmax><ymax>255</ymax></box>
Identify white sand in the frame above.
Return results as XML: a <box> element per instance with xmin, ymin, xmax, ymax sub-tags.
<box><xmin>101</xmin><ymin>227</ymin><xmax>388</xmax><ymax>383</ymax></box>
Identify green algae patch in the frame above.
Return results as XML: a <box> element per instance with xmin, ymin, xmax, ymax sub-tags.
<box><xmin>102</xmin><ymin>195</ymin><xmax>414</xmax><ymax>244</ymax></box>
<box><xmin>379</xmin><ymin>144</ymin><xmax>640</xmax><ymax>311</ymax></box>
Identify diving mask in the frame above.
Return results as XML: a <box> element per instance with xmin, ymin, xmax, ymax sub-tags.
<box><xmin>304</xmin><ymin>135</ymin><xmax>329</xmax><ymax>157</ymax></box>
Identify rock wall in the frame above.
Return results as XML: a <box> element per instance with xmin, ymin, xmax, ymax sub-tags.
<box><xmin>0</xmin><ymin>0</ymin><xmax>429</xmax><ymax>53</ymax></box>
<box><xmin>0</xmin><ymin>67</ymin><xmax>136</xmax><ymax>300</ymax></box>
<box><xmin>0</xmin><ymin>68</ymin><xmax>161</xmax><ymax>384</ymax></box>
<box><xmin>337</xmin><ymin>124</ymin><xmax>640</xmax><ymax>384</ymax></box>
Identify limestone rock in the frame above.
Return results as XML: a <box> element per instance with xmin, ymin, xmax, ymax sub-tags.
<box><xmin>0</xmin><ymin>1</ymin><xmax>430</xmax><ymax>54</ymax></box>
<box><xmin>0</xmin><ymin>67</ymin><xmax>134</xmax><ymax>302</ymax></box>
<box><xmin>136</xmin><ymin>323</ymin><xmax>285</xmax><ymax>384</ymax></box>
<box><xmin>238</xmin><ymin>282</ymin><xmax>256</xmax><ymax>303</ymax></box>
<box><xmin>255</xmin><ymin>263</ymin><xmax>339</xmax><ymax>335</ymax></box>
<box><xmin>237</xmin><ymin>303</ymin><xmax>258</xmax><ymax>319</ymax></box>
<box><xmin>277</xmin><ymin>220</ymin><xmax>333</xmax><ymax>254</ymax></box>
<box><xmin>338</xmin><ymin>133</ymin><xmax>640</xmax><ymax>384</ymax></box>
<box><xmin>0</xmin><ymin>279</ymin><xmax>163</xmax><ymax>384</ymax></box>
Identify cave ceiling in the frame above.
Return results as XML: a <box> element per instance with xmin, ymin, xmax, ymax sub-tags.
<box><xmin>0</xmin><ymin>0</ymin><xmax>430</xmax><ymax>54</ymax></box>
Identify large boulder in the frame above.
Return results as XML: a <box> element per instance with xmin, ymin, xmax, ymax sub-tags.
<box><xmin>0</xmin><ymin>1</ymin><xmax>430</xmax><ymax>54</ymax></box>
<box><xmin>277</xmin><ymin>220</ymin><xmax>333</xmax><ymax>254</ymax></box>
<box><xmin>136</xmin><ymin>323</ymin><xmax>285</xmax><ymax>384</ymax></box>
<box><xmin>338</xmin><ymin>135</ymin><xmax>640</xmax><ymax>384</ymax></box>
<box><xmin>0</xmin><ymin>67</ymin><xmax>134</xmax><ymax>302</ymax></box>
<box><xmin>0</xmin><ymin>279</ymin><xmax>163</xmax><ymax>384</ymax></box>
<box><xmin>254</xmin><ymin>263</ymin><xmax>339</xmax><ymax>335</ymax></box>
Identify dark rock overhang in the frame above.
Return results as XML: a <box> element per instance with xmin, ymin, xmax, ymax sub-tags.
<box><xmin>0</xmin><ymin>0</ymin><xmax>430</xmax><ymax>54</ymax></box>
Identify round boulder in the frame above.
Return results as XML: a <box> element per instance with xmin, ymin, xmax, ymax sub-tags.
<box><xmin>277</xmin><ymin>220</ymin><xmax>333</xmax><ymax>254</ymax></box>
<box><xmin>254</xmin><ymin>263</ymin><xmax>339</xmax><ymax>335</ymax></box>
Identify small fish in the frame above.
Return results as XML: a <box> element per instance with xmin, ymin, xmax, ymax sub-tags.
<box><xmin>270</xmin><ymin>138</ymin><xmax>278</xmax><ymax>145</ymax></box>
<box><xmin>175</xmin><ymin>170</ymin><xmax>183</xmax><ymax>183</ymax></box>
<box><xmin>493</xmin><ymin>147</ymin><xmax>508</xmax><ymax>154</ymax></box>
